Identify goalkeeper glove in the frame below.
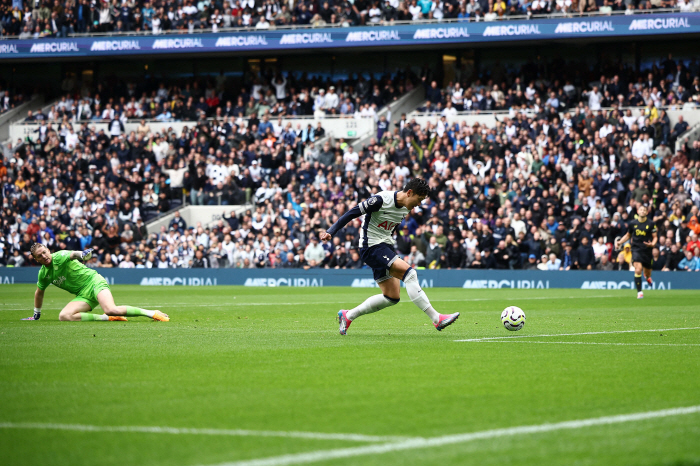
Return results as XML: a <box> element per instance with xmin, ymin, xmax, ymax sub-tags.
<box><xmin>81</xmin><ymin>248</ymin><xmax>93</xmax><ymax>262</ymax></box>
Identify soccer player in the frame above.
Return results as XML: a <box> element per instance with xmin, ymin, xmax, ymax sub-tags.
<box><xmin>614</xmin><ymin>204</ymin><xmax>657</xmax><ymax>299</ymax></box>
<box><xmin>23</xmin><ymin>244</ymin><xmax>169</xmax><ymax>322</ymax></box>
<box><xmin>320</xmin><ymin>178</ymin><xmax>459</xmax><ymax>334</ymax></box>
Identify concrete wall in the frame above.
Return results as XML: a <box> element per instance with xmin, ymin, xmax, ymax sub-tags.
<box><xmin>0</xmin><ymin>95</ymin><xmax>44</xmax><ymax>143</ymax></box>
<box><xmin>352</xmin><ymin>86</ymin><xmax>425</xmax><ymax>150</ymax></box>
<box><xmin>409</xmin><ymin>108</ymin><xmax>700</xmax><ymax>130</ymax></box>
<box><xmin>147</xmin><ymin>204</ymin><xmax>252</xmax><ymax>234</ymax></box>
<box><xmin>10</xmin><ymin>116</ymin><xmax>375</xmax><ymax>144</ymax></box>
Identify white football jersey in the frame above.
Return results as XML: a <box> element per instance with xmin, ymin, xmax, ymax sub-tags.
<box><xmin>358</xmin><ymin>191</ymin><xmax>408</xmax><ymax>248</ymax></box>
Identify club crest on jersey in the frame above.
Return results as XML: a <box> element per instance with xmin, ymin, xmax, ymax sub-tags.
<box><xmin>377</xmin><ymin>221</ymin><xmax>399</xmax><ymax>231</ymax></box>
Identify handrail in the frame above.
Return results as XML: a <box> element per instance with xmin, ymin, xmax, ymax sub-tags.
<box><xmin>11</xmin><ymin>113</ymin><xmax>368</xmax><ymax>125</ymax></box>
<box><xmin>676</xmin><ymin>122</ymin><xmax>700</xmax><ymax>152</ymax></box>
<box><xmin>409</xmin><ymin>105</ymin><xmax>700</xmax><ymax>118</ymax></box>
<box><xmin>0</xmin><ymin>7</ymin><xmax>689</xmax><ymax>41</ymax></box>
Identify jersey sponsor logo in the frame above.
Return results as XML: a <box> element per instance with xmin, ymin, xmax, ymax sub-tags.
<box><xmin>635</xmin><ymin>229</ymin><xmax>647</xmax><ymax>236</ymax></box>
<box><xmin>377</xmin><ymin>221</ymin><xmax>399</xmax><ymax>231</ymax></box>
<box><xmin>628</xmin><ymin>17</ymin><xmax>690</xmax><ymax>30</ymax></box>
<box><xmin>554</xmin><ymin>20</ymin><xmax>614</xmax><ymax>34</ymax></box>
<box><xmin>463</xmin><ymin>279</ymin><xmax>550</xmax><ymax>289</ymax></box>
<box><xmin>581</xmin><ymin>280</ymin><xmax>671</xmax><ymax>290</ymax></box>
<box><xmin>412</xmin><ymin>27</ymin><xmax>469</xmax><ymax>40</ymax></box>
<box><xmin>244</xmin><ymin>277</ymin><xmax>323</xmax><ymax>287</ymax></box>
<box><xmin>140</xmin><ymin>277</ymin><xmax>218</xmax><ymax>285</ymax></box>
<box><xmin>53</xmin><ymin>276</ymin><xmax>67</xmax><ymax>287</ymax></box>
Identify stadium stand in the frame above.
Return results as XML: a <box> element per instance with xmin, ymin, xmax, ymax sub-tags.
<box><xmin>25</xmin><ymin>70</ymin><xmax>413</xmax><ymax>122</ymax></box>
<box><xmin>416</xmin><ymin>54</ymin><xmax>700</xmax><ymax>119</ymax></box>
<box><xmin>0</xmin><ymin>0</ymin><xmax>696</xmax><ymax>38</ymax></box>
<box><xmin>1</xmin><ymin>56</ymin><xmax>700</xmax><ymax>271</ymax></box>
<box><xmin>0</xmin><ymin>86</ymin><xmax>26</xmax><ymax>115</ymax></box>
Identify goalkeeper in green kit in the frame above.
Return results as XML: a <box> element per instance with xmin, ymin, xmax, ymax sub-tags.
<box><xmin>23</xmin><ymin>244</ymin><xmax>169</xmax><ymax>322</ymax></box>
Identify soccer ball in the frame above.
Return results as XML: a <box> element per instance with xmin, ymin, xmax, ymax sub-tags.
<box><xmin>501</xmin><ymin>306</ymin><xmax>526</xmax><ymax>331</ymax></box>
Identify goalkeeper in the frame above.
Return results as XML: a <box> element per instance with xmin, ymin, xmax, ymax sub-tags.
<box><xmin>23</xmin><ymin>244</ymin><xmax>169</xmax><ymax>322</ymax></box>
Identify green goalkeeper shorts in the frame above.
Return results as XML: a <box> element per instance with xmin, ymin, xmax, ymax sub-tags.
<box><xmin>71</xmin><ymin>275</ymin><xmax>111</xmax><ymax>310</ymax></box>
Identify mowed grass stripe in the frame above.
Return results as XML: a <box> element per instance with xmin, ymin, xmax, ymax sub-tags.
<box><xmin>205</xmin><ymin>405</ymin><xmax>700</xmax><ymax>466</ymax></box>
<box><xmin>0</xmin><ymin>422</ymin><xmax>414</xmax><ymax>442</ymax></box>
<box><xmin>0</xmin><ymin>294</ymin><xmax>625</xmax><ymax>311</ymax></box>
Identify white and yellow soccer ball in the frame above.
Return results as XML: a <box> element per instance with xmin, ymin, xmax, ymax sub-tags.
<box><xmin>501</xmin><ymin>306</ymin><xmax>526</xmax><ymax>331</ymax></box>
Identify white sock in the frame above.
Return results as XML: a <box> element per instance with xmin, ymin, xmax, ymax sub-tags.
<box><xmin>144</xmin><ymin>310</ymin><xmax>156</xmax><ymax>318</ymax></box>
<box><xmin>347</xmin><ymin>294</ymin><xmax>398</xmax><ymax>321</ymax></box>
<box><xmin>403</xmin><ymin>268</ymin><xmax>440</xmax><ymax>324</ymax></box>
<box><xmin>96</xmin><ymin>314</ymin><xmax>109</xmax><ymax>321</ymax></box>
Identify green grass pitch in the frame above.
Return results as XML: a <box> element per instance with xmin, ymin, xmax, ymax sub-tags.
<box><xmin>1</xmin><ymin>285</ymin><xmax>700</xmax><ymax>466</ymax></box>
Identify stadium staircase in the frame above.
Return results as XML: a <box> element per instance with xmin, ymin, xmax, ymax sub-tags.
<box><xmin>352</xmin><ymin>86</ymin><xmax>426</xmax><ymax>150</ymax></box>
<box><xmin>145</xmin><ymin>204</ymin><xmax>252</xmax><ymax>235</ymax></box>
<box><xmin>1</xmin><ymin>95</ymin><xmax>44</xmax><ymax>158</ymax></box>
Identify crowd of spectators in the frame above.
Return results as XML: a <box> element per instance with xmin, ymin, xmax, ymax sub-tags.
<box><xmin>0</xmin><ymin>85</ymin><xmax>27</xmax><ymax>116</ymax></box>
<box><xmin>1</xmin><ymin>0</ymin><xmax>697</xmax><ymax>39</ymax></box>
<box><xmin>418</xmin><ymin>54</ymin><xmax>700</xmax><ymax>130</ymax></box>
<box><xmin>1</xmin><ymin>56</ymin><xmax>700</xmax><ymax>271</ymax></box>
<box><xmin>26</xmin><ymin>69</ymin><xmax>410</xmax><ymax>124</ymax></box>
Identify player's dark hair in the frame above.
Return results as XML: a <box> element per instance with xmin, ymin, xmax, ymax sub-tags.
<box><xmin>403</xmin><ymin>178</ymin><xmax>430</xmax><ymax>197</ymax></box>
<box><xmin>30</xmin><ymin>243</ymin><xmax>43</xmax><ymax>257</ymax></box>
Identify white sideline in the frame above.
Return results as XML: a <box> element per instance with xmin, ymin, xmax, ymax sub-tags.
<box><xmin>455</xmin><ymin>327</ymin><xmax>700</xmax><ymax>342</ymax></box>
<box><xmin>201</xmin><ymin>405</ymin><xmax>700</xmax><ymax>466</ymax></box>
<box><xmin>471</xmin><ymin>341</ymin><xmax>700</xmax><ymax>347</ymax></box>
<box><xmin>0</xmin><ymin>423</ymin><xmax>413</xmax><ymax>443</ymax></box>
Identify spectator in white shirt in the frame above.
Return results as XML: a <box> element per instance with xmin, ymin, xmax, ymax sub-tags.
<box><xmin>343</xmin><ymin>146</ymin><xmax>359</xmax><ymax>172</ymax></box>
<box><xmin>314</xmin><ymin>89</ymin><xmax>326</xmax><ymax>112</ymax></box>
<box><xmin>583</xmin><ymin>86</ymin><xmax>602</xmax><ymax>110</ymax></box>
<box><xmin>64</xmin><ymin>127</ymin><xmax>79</xmax><ymax>151</ymax></box>
<box><xmin>323</xmin><ymin>86</ymin><xmax>339</xmax><ymax>113</ymax></box>
<box><xmin>442</xmin><ymin>101</ymin><xmax>458</xmax><ymax>117</ymax></box>
<box><xmin>599</xmin><ymin>122</ymin><xmax>614</xmax><ymax>139</ymax></box>
<box><xmin>631</xmin><ymin>134</ymin><xmax>652</xmax><ymax>160</ymax></box>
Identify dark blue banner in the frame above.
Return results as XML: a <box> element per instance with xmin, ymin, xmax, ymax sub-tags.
<box><xmin>0</xmin><ymin>13</ymin><xmax>698</xmax><ymax>59</ymax></box>
<box><xmin>1</xmin><ymin>267</ymin><xmax>698</xmax><ymax>290</ymax></box>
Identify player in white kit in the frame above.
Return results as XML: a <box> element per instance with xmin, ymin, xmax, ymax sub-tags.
<box><xmin>320</xmin><ymin>178</ymin><xmax>460</xmax><ymax>335</ymax></box>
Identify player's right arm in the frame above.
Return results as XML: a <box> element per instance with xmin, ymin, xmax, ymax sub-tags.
<box><xmin>615</xmin><ymin>232</ymin><xmax>631</xmax><ymax>250</ymax></box>
<box><xmin>321</xmin><ymin>194</ymin><xmax>383</xmax><ymax>241</ymax></box>
<box><xmin>34</xmin><ymin>288</ymin><xmax>45</xmax><ymax>310</ymax></box>
<box><xmin>28</xmin><ymin>268</ymin><xmax>52</xmax><ymax>321</ymax></box>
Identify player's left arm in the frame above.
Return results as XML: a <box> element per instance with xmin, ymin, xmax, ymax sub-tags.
<box><xmin>321</xmin><ymin>195</ymin><xmax>383</xmax><ymax>241</ymax></box>
<box><xmin>644</xmin><ymin>230</ymin><xmax>657</xmax><ymax>248</ymax></box>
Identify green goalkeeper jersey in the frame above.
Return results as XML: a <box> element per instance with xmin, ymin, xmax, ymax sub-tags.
<box><xmin>37</xmin><ymin>250</ymin><xmax>98</xmax><ymax>295</ymax></box>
